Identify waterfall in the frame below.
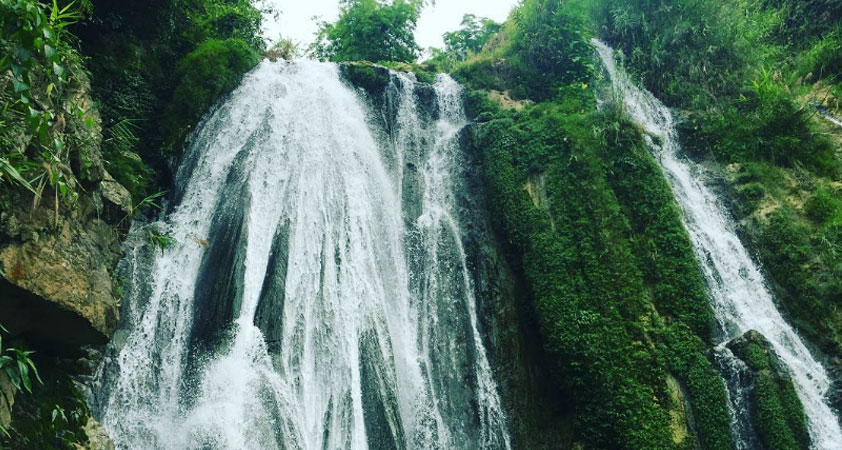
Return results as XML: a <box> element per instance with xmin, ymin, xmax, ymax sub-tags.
<box><xmin>594</xmin><ymin>40</ymin><xmax>842</xmax><ymax>449</ymax></box>
<box><xmin>93</xmin><ymin>61</ymin><xmax>511</xmax><ymax>450</ymax></box>
<box><xmin>816</xmin><ymin>105</ymin><xmax>842</xmax><ymax>129</ymax></box>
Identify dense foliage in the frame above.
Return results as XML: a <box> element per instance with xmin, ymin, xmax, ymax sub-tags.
<box><xmin>310</xmin><ymin>0</ymin><xmax>423</xmax><ymax>64</ymax></box>
<box><xmin>0</xmin><ymin>0</ymin><xmax>86</xmax><ymax>200</ymax></box>
<box><xmin>0</xmin><ymin>355</ymin><xmax>92</xmax><ymax>449</ymax></box>
<box><xmin>467</xmin><ymin>81</ymin><xmax>731</xmax><ymax>447</ymax></box>
<box><xmin>426</xmin><ymin>14</ymin><xmax>502</xmax><ymax>71</ymax></box>
<box><xmin>451</xmin><ymin>0</ymin><xmax>841</xmax><ymax>446</ymax></box>
<box><xmin>578</xmin><ymin>0</ymin><xmax>842</xmax><ymax>395</ymax></box>
<box><xmin>162</xmin><ymin>38</ymin><xmax>259</xmax><ymax>153</ymax></box>
<box><xmin>76</xmin><ymin>0</ymin><xmax>266</xmax><ymax>200</ymax></box>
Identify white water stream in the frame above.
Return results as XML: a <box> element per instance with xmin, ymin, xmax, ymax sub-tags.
<box><xmin>595</xmin><ymin>40</ymin><xmax>842</xmax><ymax>449</ymax></box>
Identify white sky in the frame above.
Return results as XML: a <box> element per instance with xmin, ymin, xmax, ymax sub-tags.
<box><xmin>263</xmin><ymin>0</ymin><xmax>517</xmax><ymax>50</ymax></box>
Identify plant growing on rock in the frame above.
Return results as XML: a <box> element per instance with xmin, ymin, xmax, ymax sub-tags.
<box><xmin>0</xmin><ymin>0</ymin><xmax>86</xmax><ymax>201</ymax></box>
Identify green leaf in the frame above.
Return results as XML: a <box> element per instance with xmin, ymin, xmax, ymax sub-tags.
<box><xmin>13</xmin><ymin>79</ymin><xmax>30</xmax><ymax>93</ymax></box>
<box><xmin>18</xmin><ymin>360</ymin><xmax>31</xmax><ymax>393</ymax></box>
<box><xmin>0</xmin><ymin>158</ymin><xmax>37</xmax><ymax>194</ymax></box>
<box><xmin>53</xmin><ymin>62</ymin><xmax>65</xmax><ymax>78</ymax></box>
<box><xmin>25</xmin><ymin>357</ymin><xmax>42</xmax><ymax>385</ymax></box>
<box><xmin>5</xmin><ymin>367</ymin><xmax>20</xmax><ymax>391</ymax></box>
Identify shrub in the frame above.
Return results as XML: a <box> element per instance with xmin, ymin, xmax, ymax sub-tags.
<box><xmin>804</xmin><ymin>188</ymin><xmax>842</xmax><ymax>224</ymax></box>
<box><xmin>162</xmin><ymin>38</ymin><xmax>259</xmax><ymax>153</ymax></box>
<box><xmin>189</xmin><ymin>0</ymin><xmax>264</xmax><ymax>50</ymax></box>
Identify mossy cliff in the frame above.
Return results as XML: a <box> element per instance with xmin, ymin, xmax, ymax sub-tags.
<box><xmin>727</xmin><ymin>330</ymin><xmax>810</xmax><ymax>450</ymax></box>
<box><xmin>465</xmin><ymin>95</ymin><xmax>732</xmax><ymax>449</ymax></box>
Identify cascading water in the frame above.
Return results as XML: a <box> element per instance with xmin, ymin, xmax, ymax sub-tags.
<box><xmin>594</xmin><ymin>40</ymin><xmax>842</xmax><ymax>449</ymax></box>
<box><xmin>92</xmin><ymin>61</ymin><xmax>511</xmax><ymax>450</ymax></box>
<box><xmin>815</xmin><ymin>105</ymin><xmax>842</xmax><ymax>129</ymax></box>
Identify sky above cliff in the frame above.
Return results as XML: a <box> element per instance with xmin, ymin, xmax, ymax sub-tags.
<box><xmin>265</xmin><ymin>0</ymin><xmax>516</xmax><ymax>50</ymax></box>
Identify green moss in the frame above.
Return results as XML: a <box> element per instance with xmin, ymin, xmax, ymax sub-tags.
<box><xmin>340</xmin><ymin>63</ymin><xmax>392</xmax><ymax>96</ymax></box>
<box><xmin>162</xmin><ymin>38</ymin><xmax>259</xmax><ymax>154</ymax></box>
<box><xmin>728</xmin><ymin>333</ymin><xmax>810</xmax><ymax>449</ymax></box>
<box><xmin>758</xmin><ymin>207</ymin><xmax>842</xmax><ymax>356</ymax></box>
<box><xmin>379</xmin><ymin>61</ymin><xmax>438</xmax><ymax>83</ymax></box>
<box><xmin>753</xmin><ymin>372</ymin><xmax>805</xmax><ymax>450</ymax></box>
<box><xmin>742</xmin><ymin>342</ymin><xmax>773</xmax><ymax>372</ymax></box>
<box><xmin>470</xmin><ymin>101</ymin><xmax>730</xmax><ymax>449</ymax></box>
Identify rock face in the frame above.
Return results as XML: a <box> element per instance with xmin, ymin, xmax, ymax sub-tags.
<box><xmin>74</xmin><ymin>418</ymin><xmax>116</xmax><ymax>450</ymax></box>
<box><xmin>0</xmin><ymin>61</ymin><xmax>126</xmax><ymax>448</ymax></box>
<box><xmin>0</xmin><ymin>70</ymin><xmax>129</xmax><ymax>353</ymax></box>
<box><xmin>727</xmin><ymin>330</ymin><xmax>811</xmax><ymax>450</ymax></box>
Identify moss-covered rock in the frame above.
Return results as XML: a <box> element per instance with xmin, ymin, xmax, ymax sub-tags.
<box><xmin>727</xmin><ymin>330</ymin><xmax>810</xmax><ymax>450</ymax></box>
<box><xmin>340</xmin><ymin>62</ymin><xmax>393</xmax><ymax>97</ymax></box>
<box><xmin>468</xmin><ymin>99</ymin><xmax>732</xmax><ymax>449</ymax></box>
<box><xmin>162</xmin><ymin>38</ymin><xmax>260</xmax><ymax>154</ymax></box>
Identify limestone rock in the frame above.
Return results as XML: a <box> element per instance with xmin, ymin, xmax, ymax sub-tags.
<box><xmin>0</xmin><ymin>62</ymin><xmax>125</xmax><ymax>353</ymax></box>
<box><xmin>0</xmin><ymin>193</ymin><xmax>122</xmax><ymax>350</ymax></box>
<box><xmin>101</xmin><ymin>170</ymin><xmax>133</xmax><ymax>223</ymax></box>
<box><xmin>74</xmin><ymin>418</ymin><xmax>116</xmax><ymax>450</ymax></box>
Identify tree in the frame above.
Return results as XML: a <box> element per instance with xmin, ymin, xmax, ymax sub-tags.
<box><xmin>310</xmin><ymin>0</ymin><xmax>423</xmax><ymax>63</ymax></box>
<box><xmin>442</xmin><ymin>14</ymin><xmax>502</xmax><ymax>61</ymax></box>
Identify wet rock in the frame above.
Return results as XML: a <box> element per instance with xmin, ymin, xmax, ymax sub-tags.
<box><xmin>0</xmin><ymin>58</ymin><xmax>126</xmax><ymax>354</ymax></box>
<box><xmin>0</xmin><ymin>197</ymin><xmax>122</xmax><ymax>352</ymax></box>
<box><xmin>74</xmin><ymin>418</ymin><xmax>116</xmax><ymax>450</ymax></box>
<box><xmin>100</xmin><ymin>170</ymin><xmax>133</xmax><ymax>224</ymax></box>
<box><xmin>727</xmin><ymin>330</ymin><xmax>810</xmax><ymax>450</ymax></box>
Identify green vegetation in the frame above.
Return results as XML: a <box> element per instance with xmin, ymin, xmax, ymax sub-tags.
<box><xmin>450</xmin><ymin>0</ymin><xmax>840</xmax><ymax>446</ymax></box>
<box><xmin>0</xmin><ymin>356</ymin><xmax>93</xmax><ymax>449</ymax></box>
<box><xmin>449</xmin><ymin>0</ymin><xmax>592</xmax><ymax>101</ymax></box>
<box><xmin>469</xmin><ymin>90</ymin><xmax>730</xmax><ymax>447</ymax></box>
<box><xmin>729</xmin><ymin>334</ymin><xmax>809</xmax><ymax>450</ymax></box>
<box><xmin>0</xmin><ymin>324</ymin><xmax>41</xmax><ymax>402</ymax></box>
<box><xmin>311</xmin><ymin>0</ymin><xmax>423</xmax><ymax>64</ymax></box>
<box><xmin>77</xmin><ymin>0</ymin><xmax>266</xmax><ymax>201</ymax></box>
<box><xmin>427</xmin><ymin>14</ymin><xmax>502</xmax><ymax>71</ymax></box>
<box><xmin>1</xmin><ymin>0</ymin><xmax>266</xmax><ymax>204</ymax></box>
<box><xmin>589</xmin><ymin>0</ymin><xmax>842</xmax><ymax>380</ymax></box>
<box><xmin>162</xmin><ymin>38</ymin><xmax>259</xmax><ymax>153</ymax></box>
<box><xmin>0</xmin><ymin>0</ymin><xmax>86</xmax><ymax>201</ymax></box>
